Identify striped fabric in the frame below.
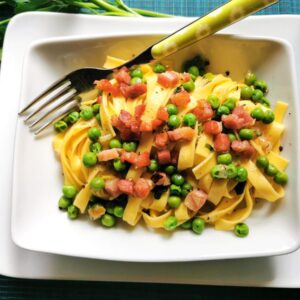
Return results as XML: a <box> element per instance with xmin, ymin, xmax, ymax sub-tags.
<box><xmin>127</xmin><ymin>0</ymin><xmax>299</xmax><ymax>16</ymax></box>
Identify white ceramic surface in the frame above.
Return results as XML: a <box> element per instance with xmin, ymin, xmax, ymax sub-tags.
<box><xmin>11</xmin><ymin>32</ymin><xmax>300</xmax><ymax>262</ymax></box>
<box><xmin>1</xmin><ymin>12</ymin><xmax>300</xmax><ymax>286</ymax></box>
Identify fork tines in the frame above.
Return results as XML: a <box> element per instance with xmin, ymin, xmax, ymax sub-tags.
<box><xmin>19</xmin><ymin>79</ymin><xmax>79</xmax><ymax>135</ymax></box>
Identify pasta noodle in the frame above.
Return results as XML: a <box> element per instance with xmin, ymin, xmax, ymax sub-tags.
<box><xmin>53</xmin><ymin>55</ymin><xmax>289</xmax><ymax>236</ymax></box>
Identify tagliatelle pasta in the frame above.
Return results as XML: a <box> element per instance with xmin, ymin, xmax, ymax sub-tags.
<box><xmin>53</xmin><ymin>54</ymin><xmax>289</xmax><ymax>236</ymax></box>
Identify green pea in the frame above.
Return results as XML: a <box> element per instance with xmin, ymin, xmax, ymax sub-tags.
<box><xmin>170</xmin><ymin>184</ymin><xmax>182</xmax><ymax>196</ymax></box>
<box><xmin>181</xmin><ymin>189</ymin><xmax>189</xmax><ymax>197</ymax></box>
<box><xmin>207</xmin><ymin>94</ymin><xmax>220</xmax><ymax>110</ymax></box>
<box><xmin>241</xmin><ymin>86</ymin><xmax>253</xmax><ymax>100</ymax></box>
<box><xmin>180</xmin><ymin>219</ymin><xmax>192</xmax><ymax>229</ymax></box>
<box><xmin>182</xmin><ymin>183</ymin><xmax>193</xmax><ymax>192</ymax></box>
<box><xmin>113</xmin><ymin>206</ymin><xmax>124</xmax><ymax>218</ymax></box>
<box><xmin>254</xmin><ymin>80</ymin><xmax>268</xmax><ymax>93</ymax></box>
<box><xmin>182</xmin><ymin>80</ymin><xmax>195</xmax><ymax>92</ymax></box>
<box><xmin>217</xmin><ymin>153</ymin><xmax>232</xmax><ymax>165</ymax></box>
<box><xmin>171</xmin><ymin>174</ymin><xmax>185</xmax><ymax>186</ymax></box>
<box><xmin>62</xmin><ymin>185</ymin><xmax>77</xmax><ymax>199</ymax></box>
<box><xmin>165</xmin><ymin>165</ymin><xmax>176</xmax><ymax>175</ymax></box>
<box><xmin>252</xmin><ymin>89</ymin><xmax>264</xmax><ymax>102</ymax></box>
<box><xmin>239</xmin><ymin>129</ymin><xmax>254</xmax><ymax>140</ymax></box>
<box><xmin>203</xmin><ymin>73</ymin><xmax>215</xmax><ymax>81</ymax></box>
<box><xmin>164</xmin><ymin>216</ymin><xmax>177</xmax><ymax>231</ymax></box>
<box><xmin>168</xmin><ymin>195</ymin><xmax>181</xmax><ymax>208</ymax></box>
<box><xmin>67</xmin><ymin>205</ymin><xmax>79</xmax><ymax>220</ymax></box>
<box><xmin>181</xmin><ymin>182</ymin><xmax>193</xmax><ymax>197</ymax></box>
<box><xmin>274</xmin><ymin>172</ymin><xmax>288</xmax><ymax>185</ymax></box>
<box><xmin>166</xmin><ymin>103</ymin><xmax>178</xmax><ymax>116</ymax></box>
<box><xmin>92</xmin><ymin>103</ymin><xmax>100</xmax><ymax>115</ymax></box>
<box><xmin>251</xmin><ymin>107</ymin><xmax>265</xmax><ymax>121</ymax></box>
<box><xmin>256</xmin><ymin>156</ymin><xmax>269</xmax><ymax>169</ymax></box>
<box><xmin>148</xmin><ymin>159</ymin><xmax>159</xmax><ymax>172</ymax></box>
<box><xmin>261</xmin><ymin>97</ymin><xmax>271</xmax><ymax>107</ymax></box>
<box><xmin>192</xmin><ymin>217</ymin><xmax>205</xmax><ymax>234</ymax></box>
<box><xmin>266</xmin><ymin>164</ymin><xmax>278</xmax><ymax>177</ymax></box>
<box><xmin>168</xmin><ymin>115</ymin><xmax>181</xmax><ymax>129</ymax></box>
<box><xmin>83</xmin><ymin>152</ymin><xmax>97</xmax><ymax>167</ymax></box>
<box><xmin>244</xmin><ymin>72</ymin><xmax>257</xmax><ymax>86</ymax></box>
<box><xmin>183</xmin><ymin>113</ymin><xmax>197</xmax><ymax>127</ymax></box>
<box><xmin>236</xmin><ymin>167</ymin><xmax>248</xmax><ymax>182</ymax></box>
<box><xmin>100</xmin><ymin>214</ymin><xmax>116</xmax><ymax>227</ymax></box>
<box><xmin>211</xmin><ymin>164</ymin><xmax>228</xmax><ymax>179</ymax></box>
<box><xmin>68</xmin><ymin>111</ymin><xmax>80</xmax><ymax>124</ymax></box>
<box><xmin>228</xmin><ymin>133</ymin><xmax>237</xmax><ymax>142</ymax></box>
<box><xmin>89</xmin><ymin>142</ymin><xmax>103</xmax><ymax>154</ymax></box>
<box><xmin>96</xmin><ymin>113</ymin><xmax>101</xmax><ymax>124</ymax></box>
<box><xmin>130</xmin><ymin>68</ymin><xmax>143</xmax><ymax>78</ymax></box>
<box><xmin>113</xmin><ymin>158</ymin><xmax>126</xmax><ymax>172</ymax></box>
<box><xmin>262</xmin><ymin>110</ymin><xmax>275</xmax><ymax>124</ymax></box>
<box><xmin>88</xmin><ymin>127</ymin><xmax>101</xmax><ymax>141</ymax></box>
<box><xmin>188</xmin><ymin>65</ymin><xmax>200</xmax><ymax>77</ymax></box>
<box><xmin>130</xmin><ymin>77</ymin><xmax>143</xmax><ymax>85</ymax></box>
<box><xmin>123</xmin><ymin>141</ymin><xmax>137</xmax><ymax>152</ymax></box>
<box><xmin>153</xmin><ymin>63</ymin><xmax>166</xmax><ymax>73</ymax></box>
<box><xmin>190</xmin><ymin>74</ymin><xmax>197</xmax><ymax>81</ymax></box>
<box><xmin>217</xmin><ymin>105</ymin><xmax>230</xmax><ymax>116</ymax></box>
<box><xmin>106</xmin><ymin>202</ymin><xmax>115</xmax><ymax>215</ymax></box>
<box><xmin>80</xmin><ymin>107</ymin><xmax>93</xmax><ymax>120</ymax></box>
<box><xmin>89</xmin><ymin>177</ymin><xmax>105</xmax><ymax>191</ymax></box>
<box><xmin>54</xmin><ymin>120</ymin><xmax>68</xmax><ymax>133</ymax></box>
<box><xmin>234</xmin><ymin>223</ymin><xmax>249</xmax><ymax>237</ymax></box>
<box><xmin>109</xmin><ymin>138</ymin><xmax>122</xmax><ymax>149</ymax></box>
<box><xmin>63</xmin><ymin>115</ymin><xmax>70</xmax><ymax>125</ymax></box>
<box><xmin>58</xmin><ymin>196</ymin><xmax>72</xmax><ymax>210</ymax></box>
<box><xmin>227</xmin><ymin>164</ymin><xmax>238</xmax><ymax>179</ymax></box>
<box><xmin>223</xmin><ymin>97</ymin><xmax>237</xmax><ymax>111</ymax></box>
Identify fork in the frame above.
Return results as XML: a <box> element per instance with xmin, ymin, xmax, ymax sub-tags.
<box><xmin>19</xmin><ymin>0</ymin><xmax>278</xmax><ymax>135</ymax></box>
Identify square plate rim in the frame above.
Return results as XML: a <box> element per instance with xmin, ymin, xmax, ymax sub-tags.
<box><xmin>10</xmin><ymin>27</ymin><xmax>300</xmax><ymax>262</ymax></box>
<box><xmin>1</xmin><ymin>12</ymin><xmax>300</xmax><ymax>286</ymax></box>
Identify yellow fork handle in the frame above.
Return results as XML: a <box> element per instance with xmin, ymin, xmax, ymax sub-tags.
<box><xmin>151</xmin><ymin>0</ymin><xmax>279</xmax><ymax>60</ymax></box>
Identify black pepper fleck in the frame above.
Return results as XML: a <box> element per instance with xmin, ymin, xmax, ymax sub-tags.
<box><xmin>234</xmin><ymin>182</ymin><xmax>246</xmax><ymax>195</ymax></box>
<box><xmin>279</xmin><ymin>146</ymin><xmax>283</xmax><ymax>152</ymax></box>
<box><xmin>152</xmin><ymin>185</ymin><xmax>168</xmax><ymax>199</ymax></box>
<box><xmin>225</xmin><ymin>71</ymin><xmax>230</xmax><ymax>76</ymax></box>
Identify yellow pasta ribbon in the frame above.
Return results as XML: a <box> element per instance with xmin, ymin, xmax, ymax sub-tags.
<box><xmin>100</xmin><ymin>92</ymin><xmax>116</xmax><ymax>139</ymax></box>
<box><xmin>142</xmin><ymin>210</ymin><xmax>173</xmax><ymax>229</ymax></box>
<box><xmin>215</xmin><ymin>184</ymin><xmax>253</xmax><ymax>230</ymax></box>
<box><xmin>267</xmin><ymin>151</ymin><xmax>289</xmax><ymax>171</ymax></box>
<box><xmin>177</xmin><ymin>126</ymin><xmax>197</xmax><ymax>171</ymax></box>
<box><xmin>103</xmin><ymin>56</ymin><xmax>126</xmax><ymax>69</ymax></box>
<box><xmin>198</xmin><ymin>173</ymin><xmax>213</xmax><ymax>193</ymax></box>
<box><xmin>208</xmin><ymin>179</ymin><xmax>232</xmax><ymax>206</ymax></box>
<box><xmin>194</xmin><ymin>133</ymin><xmax>213</xmax><ymax>165</ymax></box>
<box><xmin>274</xmin><ymin>101</ymin><xmax>288</xmax><ymax>123</ymax></box>
<box><xmin>201</xmin><ymin>191</ymin><xmax>245</xmax><ymax>223</ymax></box>
<box><xmin>175</xmin><ymin>202</ymin><xmax>190</xmax><ymax>222</ymax></box>
<box><xmin>123</xmin><ymin>196</ymin><xmax>143</xmax><ymax>226</ymax></box>
<box><xmin>192</xmin><ymin>152</ymin><xmax>216</xmax><ymax>179</ymax></box>
<box><xmin>149</xmin><ymin>190</ymin><xmax>169</xmax><ymax>212</ymax></box>
<box><xmin>243</xmin><ymin>160</ymin><xmax>284</xmax><ymax>202</ymax></box>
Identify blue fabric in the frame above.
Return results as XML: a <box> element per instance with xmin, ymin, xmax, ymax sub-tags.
<box><xmin>126</xmin><ymin>0</ymin><xmax>299</xmax><ymax>16</ymax></box>
<box><xmin>1</xmin><ymin>0</ymin><xmax>300</xmax><ymax>298</ymax></box>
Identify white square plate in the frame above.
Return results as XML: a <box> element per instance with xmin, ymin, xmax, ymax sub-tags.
<box><xmin>11</xmin><ymin>30</ymin><xmax>300</xmax><ymax>262</ymax></box>
<box><xmin>2</xmin><ymin>12</ymin><xmax>300</xmax><ymax>286</ymax></box>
